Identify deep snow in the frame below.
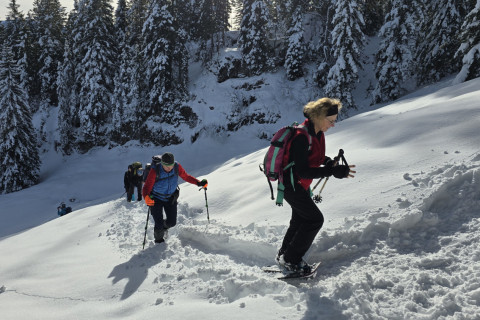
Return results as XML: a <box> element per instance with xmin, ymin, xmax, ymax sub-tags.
<box><xmin>1</xmin><ymin>75</ymin><xmax>480</xmax><ymax>319</ymax></box>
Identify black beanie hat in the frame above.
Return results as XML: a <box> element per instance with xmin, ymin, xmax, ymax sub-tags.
<box><xmin>161</xmin><ymin>152</ymin><xmax>175</xmax><ymax>166</ymax></box>
<box><xmin>326</xmin><ymin>105</ymin><xmax>339</xmax><ymax>116</ymax></box>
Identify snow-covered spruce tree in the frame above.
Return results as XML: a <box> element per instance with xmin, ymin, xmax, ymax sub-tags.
<box><xmin>323</xmin><ymin>0</ymin><xmax>366</xmax><ymax>110</ymax></box>
<box><xmin>141</xmin><ymin>0</ymin><xmax>176</xmax><ymax>115</ymax></box>
<box><xmin>56</xmin><ymin>40</ymin><xmax>76</xmax><ymax>155</ymax></box>
<box><xmin>454</xmin><ymin>0</ymin><xmax>480</xmax><ymax>83</ymax></box>
<box><xmin>0</xmin><ymin>45</ymin><xmax>40</xmax><ymax>194</ymax></box>
<box><xmin>173</xmin><ymin>0</ymin><xmax>194</xmax><ymax>36</ymax></box>
<box><xmin>362</xmin><ymin>0</ymin><xmax>389</xmax><ymax>36</ymax></box>
<box><xmin>193</xmin><ymin>0</ymin><xmax>230</xmax><ymax>62</ymax></box>
<box><xmin>171</xmin><ymin>22</ymin><xmax>189</xmax><ymax>103</ymax></box>
<box><xmin>215</xmin><ymin>0</ymin><xmax>231</xmax><ymax>42</ymax></box>
<box><xmin>139</xmin><ymin>0</ymin><xmax>189</xmax><ymax>145</ymax></box>
<box><xmin>266</xmin><ymin>0</ymin><xmax>288</xmax><ymax>39</ymax></box>
<box><xmin>372</xmin><ymin>0</ymin><xmax>419</xmax><ymax>104</ymax></box>
<box><xmin>111</xmin><ymin>0</ymin><xmax>133</xmax><ymax>144</ymax></box>
<box><xmin>76</xmin><ymin>0</ymin><xmax>117</xmax><ymax>152</ymax></box>
<box><xmin>169</xmin><ymin>0</ymin><xmax>190</xmax><ymax>88</ymax></box>
<box><xmin>56</xmin><ymin>1</ymin><xmax>83</xmax><ymax>155</ymax></box>
<box><xmin>197</xmin><ymin>0</ymin><xmax>217</xmax><ymax>62</ymax></box>
<box><xmin>4</xmin><ymin>0</ymin><xmax>29</xmax><ymax>101</ymax></box>
<box><xmin>110</xmin><ymin>0</ymin><xmax>149</xmax><ymax>144</ymax></box>
<box><xmin>31</xmin><ymin>0</ymin><xmax>66</xmax><ymax>107</ymax></box>
<box><xmin>240</xmin><ymin>0</ymin><xmax>272</xmax><ymax>76</ymax></box>
<box><xmin>284</xmin><ymin>3</ymin><xmax>305</xmax><ymax>81</ymax></box>
<box><xmin>416</xmin><ymin>0</ymin><xmax>463</xmax><ymax>85</ymax></box>
<box><xmin>312</xmin><ymin>1</ymin><xmax>336</xmax><ymax>88</ymax></box>
<box><xmin>114</xmin><ymin>0</ymin><xmax>128</xmax><ymax>42</ymax></box>
<box><xmin>0</xmin><ymin>23</ymin><xmax>4</xmax><ymax>43</ymax></box>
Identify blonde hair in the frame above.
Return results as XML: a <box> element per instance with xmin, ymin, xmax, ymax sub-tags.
<box><xmin>303</xmin><ymin>97</ymin><xmax>342</xmax><ymax>120</ymax></box>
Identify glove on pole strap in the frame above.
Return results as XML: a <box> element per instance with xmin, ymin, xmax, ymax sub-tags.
<box><xmin>145</xmin><ymin>195</ymin><xmax>155</xmax><ymax>206</ymax></box>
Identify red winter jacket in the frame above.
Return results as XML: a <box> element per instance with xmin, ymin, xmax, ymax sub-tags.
<box><xmin>142</xmin><ymin>163</ymin><xmax>199</xmax><ymax>199</ymax></box>
<box><xmin>283</xmin><ymin>119</ymin><xmax>326</xmax><ymax>190</ymax></box>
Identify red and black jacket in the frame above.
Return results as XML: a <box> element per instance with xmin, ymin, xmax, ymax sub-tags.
<box><xmin>142</xmin><ymin>163</ymin><xmax>199</xmax><ymax>200</ymax></box>
<box><xmin>284</xmin><ymin>119</ymin><xmax>329</xmax><ymax>190</ymax></box>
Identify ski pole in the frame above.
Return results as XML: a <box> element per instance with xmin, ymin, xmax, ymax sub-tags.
<box><xmin>313</xmin><ymin>149</ymin><xmax>344</xmax><ymax>203</ymax></box>
<box><xmin>199</xmin><ymin>187</ymin><xmax>210</xmax><ymax>223</ymax></box>
<box><xmin>142</xmin><ymin>207</ymin><xmax>151</xmax><ymax>249</ymax></box>
<box><xmin>204</xmin><ymin>188</ymin><xmax>210</xmax><ymax>223</ymax></box>
<box><xmin>311</xmin><ymin>177</ymin><xmax>324</xmax><ymax>192</ymax></box>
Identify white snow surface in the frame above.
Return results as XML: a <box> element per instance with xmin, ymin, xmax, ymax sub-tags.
<box><xmin>1</xmin><ymin>77</ymin><xmax>480</xmax><ymax>319</ymax></box>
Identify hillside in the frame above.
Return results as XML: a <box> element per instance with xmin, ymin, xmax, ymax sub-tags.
<box><xmin>0</xmin><ymin>78</ymin><xmax>479</xmax><ymax>319</ymax></box>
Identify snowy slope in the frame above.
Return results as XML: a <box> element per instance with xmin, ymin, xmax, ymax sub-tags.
<box><xmin>0</xmin><ymin>78</ymin><xmax>480</xmax><ymax>319</ymax></box>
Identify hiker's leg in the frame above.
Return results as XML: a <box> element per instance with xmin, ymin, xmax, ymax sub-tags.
<box><xmin>163</xmin><ymin>200</ymin><xmax>178</xmax><ymax>229</ymax></box>
<box><xmin>127</xmin><ymin>184</ymin><xmax>134</xmax><ymax>202</ymax></box>
<box><xmin>278</xmin><ymin>211</ymin><xmax>301</xmax><ymax>256</ymax></box>
<box><xmin>136</xmin><ymin>182</ymin><xmax>142</xmax><ymax>201</ymax></box>
<box><xmin>150</xmin><ymin>201</ymin><xmax>166</xmax><ymax>240</ymax></box>
<box><xmin>282</xmin><ymin>185</ymin><xmax>324</xmax><ymax>264</ymax></box>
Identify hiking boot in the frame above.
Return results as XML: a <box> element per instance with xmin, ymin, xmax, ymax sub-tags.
<box><xmin>154</xmin><ymin>227</ymin><xmax>165</xmax><ymax>242</ymax></box>
<box><xmin>284</xmin><ymin>260</ymin><xmax>312</xmax><ymax>274</ymax></box>
<box><xmin>276</xmin><ymin>250</ymin><xmax>285</xmax><ymax>264</ymax></box>
<box><xmin>155</xmin><ymin>238</ymin><xmax>165</xmax><ymax>244</ymax></box>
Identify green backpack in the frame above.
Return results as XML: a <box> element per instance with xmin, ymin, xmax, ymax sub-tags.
<box><xmin>131</xmin><ymin>162</ymin><xmax>142</xmax><ymax>176</ymax></box>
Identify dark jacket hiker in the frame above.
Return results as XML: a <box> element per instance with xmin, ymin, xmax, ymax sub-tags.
<box><xmin>124</xmin><ymin>162</ymin><xmax>143</xmax><ymax>202</ymax></box>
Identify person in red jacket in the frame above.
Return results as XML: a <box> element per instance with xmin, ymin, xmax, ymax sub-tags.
<box><xmin>277</xmin><ymin>97</ymin><xmax>356</xmax><ymax>273</ymax></box>
<box><xmin>142</xmin><ymin>152</ymin><xmax>207</xmax><ymax>243</ymax></box>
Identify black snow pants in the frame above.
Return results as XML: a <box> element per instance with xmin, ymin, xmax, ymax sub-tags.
<box><xmin>279</xmin><ymin>183</ymin><xmax>324</xmax><ymax>264</ymax></box>
<box><xmin>127</xmin><ymin>181</ymin><xmax>142</xmax><ymax>202</ymax></box>
<box><xmin>150</xmin><ymin>198</ymin><xmax>178</xmax><ymax>241</ymax></box>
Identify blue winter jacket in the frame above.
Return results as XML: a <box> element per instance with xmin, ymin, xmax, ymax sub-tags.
<box><xmin>150</xmin><ymin>163</ymin><xmax>179</xmax><ymax>201</ymax></box>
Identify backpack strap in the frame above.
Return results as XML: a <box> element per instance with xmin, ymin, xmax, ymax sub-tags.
<box><xmin>154</xmin><ymin>162</ymin><xmax>179</xmax><ymax>182</ymax></box>
<box><xmin>275</xmin><ymin>161</ymin><xmax>296</xmax><ymax>206</ymax></box>
<box><xmin>275</xmin><ymin>124</ymin><xmax>313</xmax><ymax>206</ymax></box>
<box><xmin>295</xmin><ymin>124</ymin><xmax>312</xmax><ymax>151</ymax></box>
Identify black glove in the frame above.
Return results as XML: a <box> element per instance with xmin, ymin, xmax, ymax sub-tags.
<box><xmin>324</xmin><ymin>157</ymin><xmax>334</xmax><ymax>169</ymax></box>
<box><xmin>197</xmin><ymin>179</ymin><xmax>208</xmax><ymax>187</ymax></box>
<box><xmin>332</xmin><ymin>165</ymin><xmax>350</xmax><ymax>179</ymax></box>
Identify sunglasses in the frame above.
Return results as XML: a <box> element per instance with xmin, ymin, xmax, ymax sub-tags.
<box><xmin>326</xmin><ymin>118</ymin><xmax>336</xmax><ymax>125</ymax></box>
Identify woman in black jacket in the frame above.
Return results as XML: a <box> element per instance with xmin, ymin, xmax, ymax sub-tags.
<box><xmin>277</xmin><ymin>97</ymin><xmax>356</xmax><ymax>273</ymax></box>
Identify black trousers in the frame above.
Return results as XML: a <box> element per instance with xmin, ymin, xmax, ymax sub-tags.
<box><xmin>280</xmin><ymin>184</ymin><xmax>324</xmax><ymax>264</ymax></box>
<box><xmin>150</xmin><ymin>198</ymin><xmax>178</xmax><ymax>240</ymax></box>
<box><xmin>127</xmin><ymin>182</ymin><xmax>142</xmax><ymax>202</ymax></box>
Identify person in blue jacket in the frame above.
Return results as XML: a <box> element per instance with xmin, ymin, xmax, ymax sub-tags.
<box><xmin>57</xmin><ymin>202</ymin><xmax>72</xmax><ymax>216</ymax></box>
<box><xmin>142</xmin><ymin>152</ymin><xmax>207</xmax><ymax>243</ymax></box>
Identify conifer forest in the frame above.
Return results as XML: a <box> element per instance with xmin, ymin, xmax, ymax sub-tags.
<box><xmin>1</xmin><ymin>0</ymin><xmax>479</xmax><ymax>193</ymax></box>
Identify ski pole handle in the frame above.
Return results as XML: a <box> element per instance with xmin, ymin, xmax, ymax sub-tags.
<box><xmin>314</xmin><ymin>149</ymin><xmax>345</xmax><ymax>203</ymax></box>
<box><xmin>333</xmin><ymin>149</ymin><xmax>344</xmax><ymax>165</ymax></box>
<box><xmin>312</xmin><ymin>149</ymin><xmax>343</xmax><ymax>192</ymax></box>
